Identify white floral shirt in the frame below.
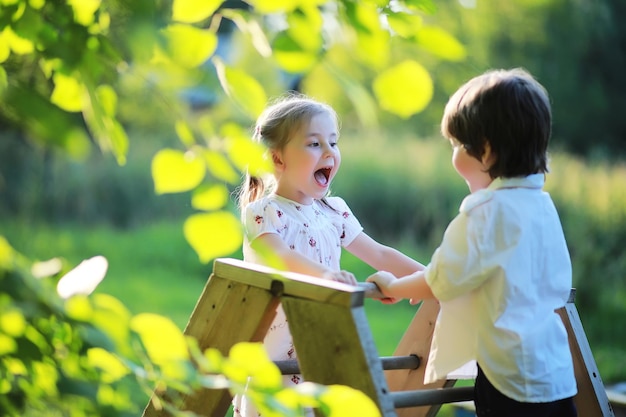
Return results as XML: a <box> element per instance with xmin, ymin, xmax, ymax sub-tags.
<box><xmin>233</xmin><ymin>194</ymin><xmax>362</xmax><ymax>417</ymax></box>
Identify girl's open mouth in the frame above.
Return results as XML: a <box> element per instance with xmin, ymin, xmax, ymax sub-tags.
<box><xmin>314</xmin><ymin>167</ymin><xmax>331</xmax><ymax>186</ymax></box>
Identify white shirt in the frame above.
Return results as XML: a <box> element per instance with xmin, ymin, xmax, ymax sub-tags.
<box><xmin>423</xmin><ymin>174</ymin><xmax>577</xmax><ymax>402</ymax></box>
<box><xmin>234</xmin><ymin>194</ymin><xmax>363</xmax><ymax>417</ymax></box>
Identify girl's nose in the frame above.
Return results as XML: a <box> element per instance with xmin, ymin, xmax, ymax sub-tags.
<box><xmin>322</xmin><ymin>143</ymin><xmax>335</xmax><ymax>157</ymax></box>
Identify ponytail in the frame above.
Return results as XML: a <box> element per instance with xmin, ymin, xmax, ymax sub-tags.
<box><xmin>238</xmin><ymin>173</ymin><xmax>265</xmax><ymax>213</ymax></box>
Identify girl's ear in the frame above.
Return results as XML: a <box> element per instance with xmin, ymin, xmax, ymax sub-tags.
<box><xmin>271</xmin><ymin>150</ymin><xmax>284</xmax><ymax>171</ymax></box>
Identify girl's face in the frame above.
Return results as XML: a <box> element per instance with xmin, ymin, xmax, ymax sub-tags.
<box><xmin>272</xmin><ymin>112</ymin><xmax>341</xmax><ymax>204</ymax></box>
<box><xmin>449</xmin><ymin>138</ymin><xmax>494</xmax><ymax>193</ymax></box>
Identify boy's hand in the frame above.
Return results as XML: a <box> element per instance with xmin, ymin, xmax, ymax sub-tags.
<box><xmin>366</xmin><ymin>271</ymin><xmax>398</xmax><ymax>298</ymax></box>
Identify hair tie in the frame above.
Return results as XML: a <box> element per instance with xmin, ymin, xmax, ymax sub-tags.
<box><xmin>254</xmin><ymin>125</ymin><xmax>261</xmax><ymax>137</ymax></box>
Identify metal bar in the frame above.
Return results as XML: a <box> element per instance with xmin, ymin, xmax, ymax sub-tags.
<box><xmin>357</xmin><ymin>282</ymin><xmax>385</xmax><ymax>299</ymax></box>
<box><xmin>274</xmin><ymin>355</ymin><xmax>420</xmax><ymax>375</ymax></box>
<box><xmin>380</xmin><ymin>355</ymin><xmax>421</xmax><ymax>370</ymax></box>
<box><xmin>390</xmin><ymin>386</ymin><xmax>475</xmax><ymax>408</ymax></box>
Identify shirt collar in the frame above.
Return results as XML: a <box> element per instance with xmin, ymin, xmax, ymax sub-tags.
<box><xmin>487</xmin><ymin>173</ymin><xmax>545</xmax><ymax>191</ymax></box>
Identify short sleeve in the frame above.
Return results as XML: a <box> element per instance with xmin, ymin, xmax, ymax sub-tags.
<box><xmin>243</xmin><ymin>199</ymin><xmax>284</xmax><ymax>243</ymax></box>
<box><xmin>326</xmin><ymin>196</ymin><xmax>363</xmax><ymax>247</ymax></box>
<box><xmin>425</xmin><ymin>197</ymin><xmax>520</xmax><ymax>301</ymax></box>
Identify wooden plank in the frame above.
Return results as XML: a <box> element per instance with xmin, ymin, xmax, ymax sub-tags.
<box><xmin>143</xmin><ymin>274</ymin><xmax>279</xmax><ymax>417</ymax></box>
<box><xmin>384</xmin><ymin>299</ymin><xmax>453</xmax><ymax>417</ymax></box>
<box><xmin>282</xmin><ymin>296</ymin><xmax>397</xmax><ymax>417</ymax></box>
<box><xmin>213</xmin><ymin>258</ymin><xmax>364</xmax><ymax>307</ymax></box>
<box><xmin>386</xmin><ymin>290</ymin><xmax>613</xmax><ymax>417</ymax></box>
<box><xmin>557</xmin><ymin>302</ymin><xmax>615</xmax><ymax>417</ymax></box>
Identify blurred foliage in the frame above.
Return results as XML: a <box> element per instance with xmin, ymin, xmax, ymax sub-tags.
<box><xmin>0</xmin><ymin>0</ymin><xmax>456</xmax><ymax>415</ymax></box>
<box><xmin>0</xmin><ymin>0</ymin><xmax>460</xmax><ymax>263</ymax></box>
<box><xmin>0</xmin><ymin>238</ymin><xmax>382</xmax><ymax>417</ymax></box>
<box><xmin>332</xmin><ymin>135</ymin><xmax>626</xmax><ymax>382</ymax></box>
<box><xmin>1</xmin><ymin>0</ymin><xmax>625</xmax><ymax>413</ymax></box>
<box><xmin>409</xmin><ymin>0</ymin><xmax>626</xmax><ymax>159</ymax></box>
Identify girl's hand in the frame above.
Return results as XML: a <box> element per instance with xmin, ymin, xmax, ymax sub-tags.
<box><xmin>323</xmin><ymin>270</ymin><xmax>358</xmax><ymax>286</ymax></box>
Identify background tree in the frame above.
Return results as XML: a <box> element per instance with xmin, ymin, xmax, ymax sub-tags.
<box><xmin>0</xmin><ymin>0</ymin><xmax>459</xmax><ymax>415</ymax></box>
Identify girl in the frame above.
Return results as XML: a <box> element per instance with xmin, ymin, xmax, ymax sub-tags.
<box><xmin>233</xmin><ymin>93</ymin><xmax>423</xmax><ymax>417</ymax></box>
<box><xmin>367</xmin><ymin>68</ymin><xmax>577</xmax><ymax>417</ymax></box>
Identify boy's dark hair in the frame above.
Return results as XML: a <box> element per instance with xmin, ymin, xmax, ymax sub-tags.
<box><xmin>441</xmin><ymin>68</ymin><xmax>551</xmax><ymax>178</ymax></box>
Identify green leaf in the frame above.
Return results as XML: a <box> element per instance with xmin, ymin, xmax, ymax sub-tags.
<box><xmin>4</xmin><ymin>26</ymin><xmax>30</xmax><ymax>55</ymax></box>
<box><xmin>346</xmin><ymin>2</ymin><xmax>390</xmax><ymax>69</ymax></box>
<box><xmin>31</xmin><ymin>362</ymin><xmax>58</xmax><ymax>397</ymax></box>
<box><xmin>184</xmin><ymin>211</ymin><xmax>242</xmax><ymax>263</ymax></box>
<box><xmin>204</xmin><ymin>149</ymin><xmax>240</xmax><ymax>184</ymax></box>
<box><xmin>286</xmin><ymin>6</ymin><xmax>323</xmax><ymax>51</ymax></box>
<box><xmin>152</xmin><ymin>148</ymin><xmax>206</xmax><ymax>194</ymax></box>
<box><xmin>0</xmin><ymin>30</ymin><xmax>10</xmax><ymax>63</ymax></box>
<box><xmin>404</xmin><ymin>0</ymin><xmax>437</xmax><ymax>14</ymax></box>
<box><xmin>245</xmin><ymin>0</ymin><xmax>299</xmax><ymax>14</ymax></box>
<box><xmin>82</xmin><ymin>81</ymin><xmax>129</xmax><ymax>165</ymax></box>
<box><xmin>175</xmin><ymin>120</ymin><xmax>196</xmax><ymax>147</ymax></box>
<box><xmin>0</xmin><ymin>333</ymin><xmax>17</xmax><ymax>356</ymax></box>
<box><xmin>106</xmin><ymin>119</ymin><xmax>130</xmax><ymax>166</ymax></box>
<box><xmin>160</xmin><ymin>23</ymin><xmax>218</xmax><ymax>68</ymax></box>
<box><xmin>224</xmin><ymin>342</ymin><xmax>282</xmax><ymax>390</ymax></box>
<box><xmin>0</xmin><ymin>236</ymin><xmax>13</xmax><ymax>270</ymax></box>
<box><xmin>95</xmin><ymin>84</ymin><xmax>117</xmax><ymax>117</ymax></box>
<box><xmin>64</xmin><ymin>296</ymin><xmax>94</xmax><ymax>322</ymax></box>
<box><xmin>319</xmin><ymin>384</ymin><xmax>381</xmax><ymax>417</ymax></box>
<box><xmin>415</xmin><ymin>26</ymin><xmax>466</xmax><ymax>61</ymax></box>
<box><xmin>273</xmin><ymin>32</ymin><xmax>318</xmax><ymax>73</ymax></box>
<box><xmin>214</xmin><ymin>58</ymin><xmax>267</xmax><ymax>119</ymax></box>
<box><xmin>172</xmin><ymin>0</ymin><xmax>222</xmax><ymax>24</ymax></box>
<box><xmin>130</xmin><ymin>313</ymin><xmax>189</xmax><ymax>364</ymax></box>
<box><xmin>223</xmin><ymin>132</ymin><xmax>272</xmax><ymax>177</ymax></box>
<box><xmin>29</xmin><ymin>0</ymin><xmax>45</xmax><ymax>9</ymax></box>
<box><xmin>91</xmin><ymin>294</ymin><xmax>131</xmax><ymax>355</ymax></box>
<box><xmin>4</xmin><ymin>84</ymin><xmax>91</xmax><ymax>160</ymax></box>
<box><xmin>87</xmin><ymin>347</ymin><xmax>129</xmax><ymax>383</ymax></box>
<box><xmin>386</xmin><ymin>11</ymin><xmax>423</xmax><ymax>38</ymax></box>
<box><xmin>0</xmin><ymin>309</ymin><xmax>25</xmax><ymax>337</ymax></box>
<box><xmin>51</xmin><ymin>73</ymin><xmax>83</xmax><ymax>112</ymax></box>
<box><xmin>325</xmin><ymin>63</ymin><xmax>378</xmax><ymax>129</ymax></box>
<box><xmin>373</xmin><ymin>60</ymin><xmax>433</xmax><ymax>118</ymax></box>
<box><xmin>68</xmin><ymin>0</ymin><xmax>101</xmax><ymax>26</ymax></box>
<box><xmin>191</xmin><ymin>184</ymin><xmax>229</xmax><ymax>211</ymax></box>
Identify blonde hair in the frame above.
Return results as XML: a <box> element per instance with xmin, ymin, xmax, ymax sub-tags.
<box><xmin>238</xmin><ymin>93</ymin><xmax>339</xmax><ymax>212</ymax></box>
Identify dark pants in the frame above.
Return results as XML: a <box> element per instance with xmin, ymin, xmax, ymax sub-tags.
<box><xmin>474</xmin><ymin>365</ymin><xmax>577</xmax><ymax>417</ymax></box>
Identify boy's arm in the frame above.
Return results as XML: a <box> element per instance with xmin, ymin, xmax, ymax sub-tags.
<box><xmin>367</xmin><ymin>270</ymin><xmax>435</xmax><ymax>302</ymax></box>
<box><xmin>251</xmin><ymin>233</ymin><xmax>357</xmax><ymax>285</ymax></box>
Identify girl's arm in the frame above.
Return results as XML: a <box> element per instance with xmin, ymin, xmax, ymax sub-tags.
<box><xmin>345</xmin><ymin>232</ymin><xmax>425</xmax><ymax>277</ymax></box>
<box><xmin>251</xmin><ymin>233</ymin><xmax>357</xmax><ymax>285</ymax></box>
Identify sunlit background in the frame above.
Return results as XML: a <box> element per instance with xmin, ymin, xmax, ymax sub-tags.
<box><xmin>1</xmin><ymin>0</ymin><xmax>625</xmax><ymax>415</ymax></box>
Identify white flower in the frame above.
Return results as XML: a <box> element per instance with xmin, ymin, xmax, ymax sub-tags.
<box><xmin>57</xmin><ymin>255</ymin><xmax>108</xmax><ymax>299</ymax></box>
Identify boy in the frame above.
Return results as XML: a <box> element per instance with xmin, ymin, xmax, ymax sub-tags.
<box><xmin>367</xmin><ymin>68</ymin><xmax>577</xmax><ymax>417</ymax></box>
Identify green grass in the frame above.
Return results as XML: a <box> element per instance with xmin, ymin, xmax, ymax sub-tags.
<box><xmin>3</xmin><ymin>219</ymin><xmax>208</xmax><ymax>327</ymax></box>
<box><xmin>2</xmin><ymin>219</ymin><xmax>422</xmax><ymax>354</ymax></box>
<box><xmin>1</xmin><ymin>219</ymin><xmax>466</xmax><ymax>416</ymax></box>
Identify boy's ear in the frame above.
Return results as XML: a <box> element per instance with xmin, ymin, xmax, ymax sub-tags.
<box><xmin>482</xmin><ymin>141</ymin><xmax>496</xmax><ymax>168</ymax></box>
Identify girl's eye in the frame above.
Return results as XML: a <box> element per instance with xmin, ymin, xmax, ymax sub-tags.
<box><xmin>330</xmin><ymin>142</ymin><xmax>338</xmax><ymax>147</ymax></box>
